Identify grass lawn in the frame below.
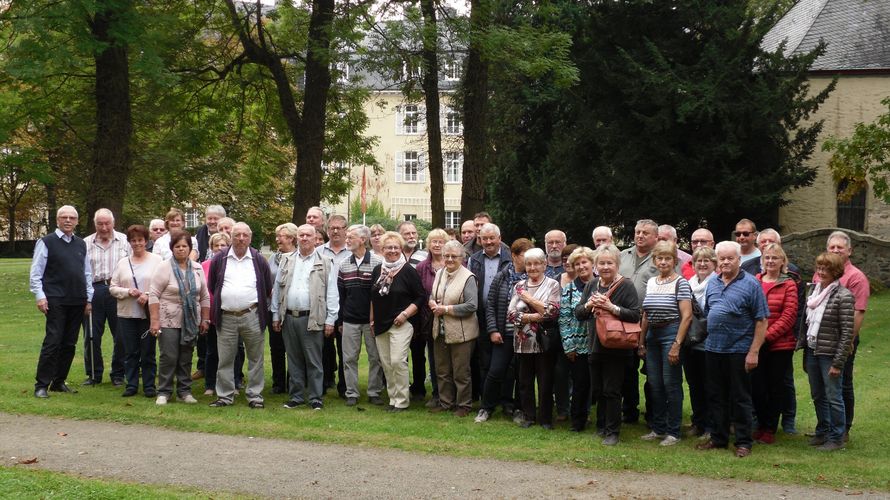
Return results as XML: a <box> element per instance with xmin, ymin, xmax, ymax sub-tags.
<box><xmin>1</xmin><ymin>258</ymin><xmax>888</xmax><ymax>492</ymax></box>
<box><xmin>0</xmin><ymin>466</ymin><xmax>242</xmax><ymax>499</ymax></box>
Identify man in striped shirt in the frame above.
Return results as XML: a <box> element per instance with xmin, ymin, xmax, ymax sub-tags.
<box><xmin>337</xmin><ymin>224</ymin><xmax>384</xmax><ymax>406</ymax></box>
<box><xmin>82</xmin><ymin>208</ymin><xmax>130</xmax><ymax>386</ymax></box>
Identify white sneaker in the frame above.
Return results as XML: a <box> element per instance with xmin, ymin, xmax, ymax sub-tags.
<box><xmin>181</xmin><ymin>394</ymin><xmax>198</xmax><ymax>404</ymax></box>
<box><xmin>474</xmin><ymin>409</ymin><xmax>491</xmax><ymax>423</ymax></box>
<box><xmin>659</xmin><ymin>435</ymin><xmax>680</xmax><ymax>447</ymax></box>
<box><xmin>640</xmin><ymin>431</ymin><xmax>665</xmax><ymax>441</ymax></box>
<box><xmin>698</xmin><ymin>432</ymin><xmax>712</xmax><ymax>441</ymax></box>
<box><xmin>203</xmin><ymin>389</ymin><xmax>214</xmax><ymax>396</ymax></box>
<box><xmin>155</xmin><ymin>395</ymin><xmax>168</xmax><ymax>406</ymax></box>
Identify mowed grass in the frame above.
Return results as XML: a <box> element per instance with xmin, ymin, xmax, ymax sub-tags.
<box><xmin>0</xmin><ymin>466</ymin><xmax>244</xmax><ymax>499</ymax></box>
<box><xmin>1</xmin><ymin>258</ymin><xmax>889</xmax><ymax>492</ymax></box>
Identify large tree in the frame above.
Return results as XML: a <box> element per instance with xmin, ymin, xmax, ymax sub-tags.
<box><xmin>487</xmin><ymin>0</ymin><xmax>833</xmax><ymax>242</ymax></box>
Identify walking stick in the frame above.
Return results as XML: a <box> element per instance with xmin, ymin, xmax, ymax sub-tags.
<box><xmin>87</xmin><ymin>311</ymin><xmax>96</xmax><ymax>384</ymax></box>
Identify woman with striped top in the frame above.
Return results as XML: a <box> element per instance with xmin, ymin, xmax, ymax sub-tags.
<box><xmin>639</xmin><ymin>241</ymin><xmax>693</xmax><ymax>446</ymax></box>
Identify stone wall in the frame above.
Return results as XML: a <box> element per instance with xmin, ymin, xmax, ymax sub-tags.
<box><xmin>782</xmin><ymin>227</ymin><xmax>890</xmax><ymax>286</ymax></box>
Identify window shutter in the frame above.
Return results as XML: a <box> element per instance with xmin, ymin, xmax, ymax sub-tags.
<box><xmin>418</xmin><ymin>152</ymin><xmax>426</xmax><ymax>183</ymax></box>
<box><xmin>395</xmin><ymin>151</ymin><xmax>404</xmax><ymax>183</ymax></box>
<box><xmin>395</xmin><ymin>105</ymin><xmax>403</xmax><ymax>135</ymax></box>
<box><xmin>419</xmin><ymin>107</ymin><xmax>426</xmax><ymax>134</ymax></box>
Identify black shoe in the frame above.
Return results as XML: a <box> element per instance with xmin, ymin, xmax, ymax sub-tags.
<box><xmin>345</xmin><ymin>397</ymin><xmax>358</xmax><ymax>406</ymax></box>
<box><xmin>121</xmin><ymin>388</ymin><xmax>138</xmax><ymax>397</ymax></box>
<box><xmin>34</xmin><ymin>388</ymin><xmax>49</xmax><ymax>398</ymax></box>
<box><xmin>209</xmin><ymin>399</ymin><xmax>230</xmax><ymax>407</ymax></box>
<box><xmin>111</xmin><ymin>378</ymin><xmax>124</xmax><ymax>387</ymax></box>
<box><xmin>248</xmin><ymin>400</ymin><xmax>265</xmax><ymax>409</ymax></box>
<box><xmin>144</xmin><ymin>388</ymin><xmax>157</xmax><ymax>398</ymax></box>
<box><xmin>310</xmin><ymin>401</ymin><xmax>323</xmax><ymax>411</ymax></box>
<box><xmin>541</xmin><ymin>424</ymin><xmax>554</xmax><ymax>430</ymax></box>
<box><xmin>387</xmin><ymin>406</ymin><xmax>407</xmax><ymax>413</ymax></box>
<box><xmin>368</xmin><ymin>396</ymin><xmax>385</xmax><ymax>406</ymax></box>
<box><xmin>49</xmin><ymin>382</ymin><xmax>77</xmax><ymax>393</ymax></box>
<box><xmin>271</xmin><ymin>386</ymin><xmax>287</xmax><ymax>395</ymax></box>
<box><xmin>82</xmin><ymin>378</ymin><xmax>99</xmax><ymax>386</ymax></box>
<box><xmin>283</xmin><ymin>400</ymin><xmax>305</xmax><ymax>409</ymax></box>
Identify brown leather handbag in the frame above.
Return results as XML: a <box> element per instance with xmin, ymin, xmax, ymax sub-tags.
<box><xmin>595</xmin><ymin>277</ymin><xmax>642</xmax><ymax>349</ymax></box>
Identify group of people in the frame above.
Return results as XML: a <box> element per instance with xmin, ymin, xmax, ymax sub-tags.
<box><xmin>30</xmin><ymin>206</ymin><xmax>867</xmax><ymax>456</ymax></box>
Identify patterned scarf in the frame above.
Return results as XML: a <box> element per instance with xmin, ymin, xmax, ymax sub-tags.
<box><xmin>375</xmin><ymin>254</ymin><xmax>407</xmax><ymax>296</ymax></box>
<box><xmin>806</xmin><ymin>281</ymin><xmax>838</xmax><ymax>349</ymax></box>
<box><xmin>171</xmin><ymin>259</ymin><xmax>199</xmax><ymax>344</ymax></box>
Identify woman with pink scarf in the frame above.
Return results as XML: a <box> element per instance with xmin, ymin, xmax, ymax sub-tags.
<box><xmin>800</xmin><ymin>252</ymin><xmax>855</xmax><ymax>452</ymax></box>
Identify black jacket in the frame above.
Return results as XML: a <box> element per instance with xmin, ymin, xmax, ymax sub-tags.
<box><xmin>574</xmin><ymin>277</ymin><xmax>641</xmax><ymax>355</ymax></box>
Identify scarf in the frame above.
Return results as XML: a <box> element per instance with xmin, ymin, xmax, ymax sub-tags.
<box><xmin>376</xmin><ymin>254</ymin><xmax>407</xmax><ymax>296</ymax></box>
<box><xmin>688</xmin><ymin>272</ymin><xmax>715</xmax><ymax>310</ymax></box>
<box><xmin>171</xmin><ymin>259</ymin><xmax>200</xmax><ymax>345</ymax></box>
<box><xmin>507</xmin><ymin>264</ymin><xmax>527</xmax><ymax>299</ymax></box>
<box><xmin>805</xmin><ymin>281</ymin><xmax>838</xmax><ymax>349</ymax></box>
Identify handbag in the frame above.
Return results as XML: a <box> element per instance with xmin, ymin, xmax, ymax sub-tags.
<box><xmin>537</xmin><ymin>322</ymin><xmax>559</xmax><ymax>353</ymax></box>
<box><xmin>684</xmin><ymin>298</ymin><xmax>708</xmax><ymax>346</ymax></box>
<box><xmin>595</xmin><ymin>277</ymin><xmax>642</xmax><ymax>349</ymax></box>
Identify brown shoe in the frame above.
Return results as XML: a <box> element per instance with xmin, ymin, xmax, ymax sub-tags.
<box><xmin>453</xmin><ymin>408</ymin><xmax>470</xmax><ymax>418</ymax></box>
<box><xmin>428</xmin><ymin>405</ymin><xmax>449</xmax><ymax>414</ymax></box>
<box><xmin>191</xmin><ymin>370</ymin><xmax>204</xmax><ymax>381</ymax></box>
<box><xmin>735</xmin><ymin>446</ymin><xmax>751</xmax><ymax>458</ymax></box>
<box><xmin>695</xmin><ymin>440</ymin><xmax>726</xmax><ymax>451</ymax></box>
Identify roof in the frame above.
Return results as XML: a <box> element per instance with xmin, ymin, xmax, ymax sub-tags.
<box><xmin>761</xmin><ymin>0</ymin><xmax>890</xmax><ymax>72</ymax></box>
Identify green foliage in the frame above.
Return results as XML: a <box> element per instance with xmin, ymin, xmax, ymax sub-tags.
<box><xmin>487</xmin><ymin>0</ymin><xmax>833</xmax><ymax>243</ymax></box>
<box><xmin>348</xmin><ymin>196</ymin><xmax>390</xmax><ymax>222</ymax></box>
<box><xmin>824</xmin><ymin>97</ymin><xmax>890</xmax><ymax>203</ymax></box>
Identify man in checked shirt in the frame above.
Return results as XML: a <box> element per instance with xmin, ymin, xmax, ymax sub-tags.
<box><xmin>82</xmin><ymin>208</ymin><xmax>130</xmax><ymax>386</ymax></box>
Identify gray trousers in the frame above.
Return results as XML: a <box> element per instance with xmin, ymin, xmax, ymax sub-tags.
<box><xmin>157</xmin><ymin>327</ymin><xmax>194</xmax><ymax>398</ymax></box>
<box><xmin>281</xmin><ymin>314</ymin><xmax>324</xmax><ymax>404</ymax></box>
<box><xmin>217</xmin><ymin>311</ymin><xmax>264</xmax><ymax>404</ymax></box>
<box><xmin>342</xmin><ymin>322</ymin><xmax>384</xmax><ymax>399</ymax></box>
<box><xmin>433</xmin><ymin>335</ymin><xmax>475</xmax><ymax>411</ymax></box>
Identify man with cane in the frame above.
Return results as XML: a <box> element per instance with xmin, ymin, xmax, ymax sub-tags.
<box><xmin>30</xmin><ymin>205</ymin><xmax>93</xmax><ymax>398</ymax></box>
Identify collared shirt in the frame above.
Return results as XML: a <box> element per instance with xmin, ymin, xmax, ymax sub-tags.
<box><xmin>84</xmin><ymin>230</ymin><xmax>130</xmax><ymax>282</ymax></box>
<box><xmin>740</xmin><ymin>248</ymin><xmax>761</xmax><ymax>265</ymax></box>
<box><xmin>29</xmin><ymin>228</ymin><xmax>94</xmax><ymax>302</ymax></box>
<box><xmin>545</xmin><ymin>263</ymin><xmax>565</xmax><ymax>280</ymax></box>
<box><xmin>482</xmin><ymin>252</ymin><xmax>501</xmax><ymax>306</ymax></box>
<box><xmin>220</xmin><ymin>248</ymin><xmax>258</xmax><ymax>311</ymax></box>
<box><xmin>704</xmin><ymin>269</ymin><xmax>769</xmax><ymax>354</ymax></box>
<box><xmin>152</xmin><ymin>233</ymin><xmax>198</xmax><ymax>261</ymax></box>
<box><xmin>317</xmin><ymin>242</ymin><xmax>351</xmax><ymax>267</ymax></box>
<box><xmin>286</xmin><ymin>251</ymin><xmax>316</xmax><ymax>311</ymax></box>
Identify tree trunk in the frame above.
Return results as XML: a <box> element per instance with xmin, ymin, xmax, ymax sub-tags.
<box><xmin>45</xmin><ymin>181</ymin><xmax>57</xmax><ymax>232</ymax></box>
<box><xmin>420</xmin><ymin>0</ymin><xmax>444</xmax><ymax>228</ymax></box>
<box><xmin>460</xmin><ymin>0</ymin><xmax>489</xmax><ymax>220</ymax></box>
<box><xmin>84</xmin><ymin>1</ymin><xmax>133</xmax><ymax>233</ymax></box>
<box><xmin>291</xmin><ymin>0</ymin><xmax>334</xmax><ymax>223</ymax></box>
<box><xmin>7</xmin><ymin>204</ymin><xmax>16</xmax><ymax>253</ymax></box>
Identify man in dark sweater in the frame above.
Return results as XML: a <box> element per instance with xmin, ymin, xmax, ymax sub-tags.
<box><xmin>29</xmin><ymin>205</ymin><xmax>94</xmax><ymax>398</ymax></box>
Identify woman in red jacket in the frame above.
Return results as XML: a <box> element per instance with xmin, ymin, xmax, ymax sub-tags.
<box><xmin>752</xmin><ymin>243</ymin><xmax>799</xmax><ymax>444</ymax></box>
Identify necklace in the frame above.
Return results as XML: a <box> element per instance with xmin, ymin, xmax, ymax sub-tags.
<box><xmin>656</xmin><ymin>274</ymin><xmax>676</xmax><ymax>285</ymax></box>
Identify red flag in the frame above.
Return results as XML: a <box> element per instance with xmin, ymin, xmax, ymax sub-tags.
<box><xmin>360</xmin><ymin>166</ymin><xmax>367</xmax><ymax>215</ymax></box>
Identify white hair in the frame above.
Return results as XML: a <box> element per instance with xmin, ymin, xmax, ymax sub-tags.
<box><xmin>757</xmin><ymin>228</ymin><xmax>781</xmax><ymax>244</ymax></box>
<box><xmin>443</xmin><ymin>239</ymin><xmax>466</xmax><ymax>257</ymax></box>
<box><xmin>205</xmin><ymin>205</ymin><xmax>226</xmax><ymax>217</ymax></box>
<box><xmin>592</xmin><ymin>226</ymin><xmax>612</xmax><ymax>239</ymax></box>
<box><xmin>57</xmin><ymin>205</ymin><xmax>78</xmax><ymax>218</ymax></box>
<box><xmin>827</xmin><ymin>230</ymin><xmax>852</xmax><ymax>250</ymax></box>
<box><xmin>524</xmin><ymin>247</ymin><xmax>546</xmax><ymax>263</ymax></box>
<box><xmin>480</xmin><ymin>222</ymin><xmax>501</xmax><ymax>237</ymax></box>
<box><xmin>715</xmin><ymin>240</ymin><xmax>741</xmax><ymax>257</ymax></box>
<box><xmin>658</xmin><ymin>224</ymin><xmax>678</xmax><ymax>241</ymax></box>
<box><xmin>93</xmin><ymin>208</ymin><xmax>114</xmax><ymax>222</ymax></box>
<box><xmin>149</xmin><ymin>218</ymin><xmax>165</xmax><ymax>229</ymax></box>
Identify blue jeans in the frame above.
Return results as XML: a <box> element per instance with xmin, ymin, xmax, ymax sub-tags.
<box><xmin>646</xmin><ymin>323</ymin><xmax>684</xmax><ymax>438</ymax></box>
<box><xmin>806</xmin><ymin>347</ymin><xmax>846</xmax><ymax>443</ymax></box>
<box><xmin>119</xmin><ymin>317</ymin><xmax>156</xmax><ymax>392</ymax></box>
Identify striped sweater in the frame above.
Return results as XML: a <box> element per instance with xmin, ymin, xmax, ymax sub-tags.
<box><xmin>337</xmin><ymin>251</ymin><xmax>382</xmax><ymax>324</ymax></box>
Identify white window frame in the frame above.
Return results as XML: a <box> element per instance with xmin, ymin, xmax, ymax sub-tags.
<box><xmin>442</xmin><ymin>56</ymin><xmax>461</xmax><ymax>81</ymax></box>
<box><xmin>334</xmin><ymin>61</ymin><xmax>350</xmax><ymax>85</ymax></box>
<box><xmin>402</xmin><ymin>60</ymin><xmax>422</xmax><ymax>80</ymax></box>
<box><xmin>395</xmin><ymin>150</ymin><xmax>424</xmax><ymax>184</ymax></box>
<box><xmin>443</xmin><ymin>108</ymin><xmax>462</xmax><ymax>135</ymax></box>
<box><xmin>185</xmin><ymin>208</ymin><xmax>200</xmax><ymax>229</ymax></box>
<box><xmin>443</xmin><ymin>151</ymin><xmax>462</xmax><ymax>184</ymax></box>
<box><xmin>445</xmin><ymin>211</ymin><xmax>460</xmax><ymax>229</ymax></box>
<box><xmin>397</xmin><ymin>104</ymin><xmax>423</xmax><ymax>135</ymax></box>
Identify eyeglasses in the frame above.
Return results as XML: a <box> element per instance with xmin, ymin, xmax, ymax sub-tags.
<box><xmin>328</xmin><ymin>226</ymin><xmax>345</xmax><ymax>232</ymax></box>
<box><xmin>691</xmin><ymin>239</ymin><xmax>712</xmax><ymax>245</ymax></box>
<box><xmin>733</xmin><ymin>231</ymin><xmax>752</xmax><ymax>237</ymax></box>
<box><xmin>443</xmin><ymin>254</ymin><xmax>461</xmax><ymax>260</ymax></box>
<box><xmin>151</xmin><ymin>228</ymin><xmax>166</xmax><ymax>232</ymax></box>
<box><xmin>383</xmin><ymin>245</ymin><xmax>401</xmax><ymax>251</ymax></box>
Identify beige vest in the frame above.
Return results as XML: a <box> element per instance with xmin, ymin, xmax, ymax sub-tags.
<box><xmin>431</xmin><ymin>266</ymin><xmax>480</xmax><ymax>344</ymax></box>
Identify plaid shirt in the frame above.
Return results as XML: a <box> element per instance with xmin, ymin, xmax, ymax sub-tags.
<box><xmin>84</xmin><ymin>231</ymin><xmax>130</xmax><ymax>282</ymax></box>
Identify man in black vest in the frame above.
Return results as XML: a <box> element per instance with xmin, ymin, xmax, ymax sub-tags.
<box><xmin>29</xmin><ymin>205</ymin><xmax>93</xmax><ymax>398</ymax></box>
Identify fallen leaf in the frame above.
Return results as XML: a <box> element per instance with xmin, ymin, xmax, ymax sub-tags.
<box><xmin>587</xmin><ymin>480</ymin><xmax>598</xmax><ymax>485</ymax></box>
<box><xmin>17</xmin><ymin>457</ymin><xmax>38</xmax><ymax>464</ymax></box>
<box><xmin>57</xmin><ymin>432</ymin><xmax>68</xmax><ymax>437</ymax></box>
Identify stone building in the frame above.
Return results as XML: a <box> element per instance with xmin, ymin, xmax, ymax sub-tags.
<box><xmin>762</xmin><ymin>0</ymin><xmax>890</xmax><ymax>237</ymax></box>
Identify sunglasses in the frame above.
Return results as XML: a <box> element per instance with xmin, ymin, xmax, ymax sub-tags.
<box><xmin>733</xmin><ymin>231</ymin><xmax>752</xmax><ymax>237</ymax></box>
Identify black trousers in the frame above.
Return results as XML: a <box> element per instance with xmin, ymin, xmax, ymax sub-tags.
<box><xmin>552</xmin><ymin>342</ymin><xmax>572</xmax><ymax>417</ymax></box>
<box><xmin>752</xmin><ymin>348</ymin><xmax>793</xmax><ymax>433</ymax></box>
<box><xmin>568</xmin><ymin>353</ymin><xmax>591</xmax><ymax>430</ymax></box>
<box><xmin>683</xmin><ymin>347</ymin><xmax>710</xmax><ymax>431</ymax></box>
<box><xmin>473</xmin><ymin>332</ymin><xmax>491</xmax><ymax>401</ymax></box>
<box><xmin>409</xmin><ymin>333</ymin><xmax>427</xmax><ymax>396</ymax></box>
<box><xmin>518</xmin><ymin>350</ymin><xmax>556</xmax><ymax>426</ymax></box>
<box><xmin>622</xmin><ymin>356</ymin><xmax>651</xmax><ymax>422</ymax></box>
<box><xmin>706</xmin><ymin>352</ymin><xmax>753</xmax><ymax>448</ymax></box>
<box><xmin>843</xmin><ymin>336</ymin><xmax>859</xmax><ymax>431</ymax></box>
<box><xmin>36</xmin><ymin>299</ymin><xmax>84</xmax><ymax>390</ymax></box>
<box><xmin>323</xmin><ymin>331</ymin><xmax>345</xmax><ymax>396</ymax></box>
<box><xmin>590</xmin><ymin>353</ymin><xmax>628</xmax><ymax>436</ymax></box>
<box><xmin>269</xmin><ymin>323</ymin><xmax>287</xmax><ymax>391</ymax></box>
<box><xmin>481</xmin><ymin>334</ymin><xmax>516</xmax><ymax>413</ymax></box>
<box><xmin>83</xmin><ymin>283</ymin><xmax>124</xmax><ymax>382</ymax></box>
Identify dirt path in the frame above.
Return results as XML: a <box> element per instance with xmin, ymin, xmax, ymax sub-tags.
<box><xmin>0</xmin><ymin>412</ymin><xmax>880</xmax><ymax>499</ymax></box>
